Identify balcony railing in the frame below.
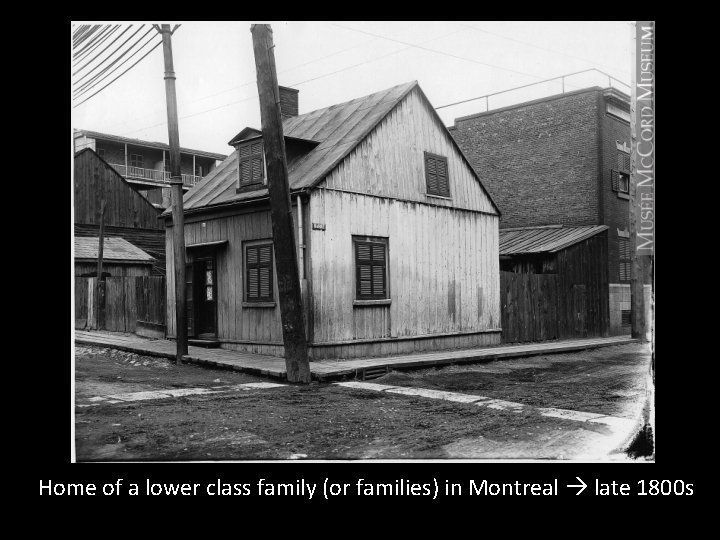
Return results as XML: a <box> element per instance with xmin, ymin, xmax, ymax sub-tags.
<box><xmin>110</xmin><ymin>163</ymin><xmax>200</xmax><ymax>187</ymax></box>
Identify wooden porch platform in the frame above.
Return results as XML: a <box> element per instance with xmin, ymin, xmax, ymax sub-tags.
<box><xmin>75</xmin><ymin>330</ymin><xmax>637</xmax><ymax>382</ymax></box>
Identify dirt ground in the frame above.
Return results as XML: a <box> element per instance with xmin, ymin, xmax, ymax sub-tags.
<box><xmin>74</xmin><ymin>343</ymin><xmax>652</xmax><ymax>461</ymax></box>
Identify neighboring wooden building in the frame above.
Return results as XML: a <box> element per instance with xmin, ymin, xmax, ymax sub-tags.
<box><xmin>73</xmin><ymin>129</ymin><xmax>226</xmax><ymax>209</ymax></box>
<box><xmin>163</xmin><ymin>82</ymin><xmax>501</xmax><ymax>360</ymax></box>
<box><xmin>74</xmin><ymin>148</ymin><xmax>166</xmax><ymax>275</ymax></box>
<box><xmin>499</xmin><ymin>225</ymin><xmax>609</xmax><ymax>342</ymax></box>
<box><xmin>74</xmin><ymin>237</ymin><xmax>155</xmax><ymax>277</ymax></box>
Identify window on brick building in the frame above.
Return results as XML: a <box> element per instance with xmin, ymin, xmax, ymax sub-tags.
<box><xmin>424</xmin><ymin>152</ymin><xmax>450</xmax><ymax>197</ymax></box>
<box><xmin>618</xmin><ymin>237</ymin><xmax>631</xmax><ymax>282</ymax></box>
<box><xmin>237</xmin><ymin>141</ymin><xmax>265</xmax><ymax>187</ymax></box>
<box><xmin>611</xmin><ymin>147</ymin><xmax>630</xmax><ymax>194</ymax></box>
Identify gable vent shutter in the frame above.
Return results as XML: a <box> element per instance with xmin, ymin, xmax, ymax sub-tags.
<box><xmin>437</xmin><ymin>158</ymin><xmax>449</xmax><ymax>196</ymax></box>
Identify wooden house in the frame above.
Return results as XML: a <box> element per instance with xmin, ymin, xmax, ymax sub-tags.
<box><xmin>163</xmin><ymin>81</ymin><xmax>501</xmax><ymax>360</ymax></box>
<box><xmin>498</xmin><ymin>225</ymin><xmax>609</xmax><ymax>342</ymax></box>
<box><xmin>74</xmin><ymin>148</ymin><xmax>166</xmax><ymax>275</ymax></box>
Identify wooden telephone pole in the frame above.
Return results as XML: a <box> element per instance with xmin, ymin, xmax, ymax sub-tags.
<box><xmin>250</xmin><ymin>24</ymin><xmax>311</xmax><ymax>383</ymax></box>
<box><xmin>157</xmin><ymin>24</ymin><xmax>188</xmax><ymax>361</ymax></box>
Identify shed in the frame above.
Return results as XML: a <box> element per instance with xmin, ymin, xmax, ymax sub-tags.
<box><xmin>498</xmin><ymin>225</ymin><xmax>609</xmax><ymax>342</ymax></box>
<box><xmin>74</xmin><ymin>236</ymin><xmax>155</xmax><ymax>278</ymax></box>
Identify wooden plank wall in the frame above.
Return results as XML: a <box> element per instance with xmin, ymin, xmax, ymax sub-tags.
<box><xmin>321</xmin><ymin>88</ymin><xmax>497</xmax><ymax>215</ymax></box>
<box><xmin>165</xmin><ymin>207</ymin><xmax>285</xmax><ymax>345</ymax></box>
<box><xmin>499</xmin><ymin>232</ymin><xmax>609</xmax><ymax>343</ymax></box>
<box><xmin>309</xmin><ymin>189</ymin><xmax>500</xmax><ymax>345</ymax></box>
<box><xmin>74</xmin><ymin>276</ymin><xmax>165</xmax><ymax>333</ymax></box>
<box><xmin>74</xmin><ymin>149</ymin><xmax>163</xmax><ymax>230</ymax></box>
<box><xmin>74</xmin><ymin>277</ymin><xmax>90</xmax><ymax>329</ymax></box>
<box><xmin>136</xmin><ymin>276</ymin><xmax>166</xmax><ymax>325</ymax></box>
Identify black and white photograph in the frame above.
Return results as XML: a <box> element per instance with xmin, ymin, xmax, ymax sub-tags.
<box><xmin>71</xmin><ymin>20</ymin><xmax>655</xmax><ymax>463</ymax></box>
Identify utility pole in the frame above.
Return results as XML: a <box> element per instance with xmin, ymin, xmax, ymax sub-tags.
<box><xmin>157</xmin><ymin>23</ymin><xmax>187</xmax><ymax>361</ymax></box>
<box><xmin>251</xmin><ymin>24</ymin><xmax>311</xmax><ymax>384</ymax></box>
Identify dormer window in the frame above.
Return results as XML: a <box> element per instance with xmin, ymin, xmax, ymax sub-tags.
<box><xmin>238</xmin><ymin>140</ymin><xmax>265</xmax><ymax>187</ymax></box>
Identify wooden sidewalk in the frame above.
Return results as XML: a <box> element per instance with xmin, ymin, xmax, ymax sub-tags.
<box><xmin>75</xmin><ymin>330</ymin><xmax>638</xmax><ymax>382</ymax></box>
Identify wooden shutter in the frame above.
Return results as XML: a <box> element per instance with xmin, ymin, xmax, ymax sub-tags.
<box><xmin>355</xmin><ymin>240</ymin><xmax>387</xmax><ymax>299</ymax></box>
<box><xmin>617</xmin><ymin>151</ymin><xmax>630</xmax><ymax>172</ymax></box>
<box><xmin>246</xmin><ymin>243</ymin><xmax>273</xmax><ymax>302</ymax></box>
<box><xmin>425</xmin><ymin>152</ymin><xmax>450</xmax><ymax>197</ymax></box>
<box><xmin>238</xmin><ymin>142</ymin><xmax>264</xmax><ymax>186</ymax></box>
<box><xmin>618</xmin><ymin>238</ymin><xmax>631</xmax><ymax>281</ymax></box>
<box><xmin>611</xmin><ymin>169</ymin><xmax>619</xmax><ymax>192</ymax></box>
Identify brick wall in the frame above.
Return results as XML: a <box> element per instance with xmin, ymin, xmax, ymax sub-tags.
<box><xmin>600</xmin><ymin>100</ymin><xmax>632</xmax><ymax>283</ymax></box>
<box><xmin>450</xmin><ymin>89</ymin><xmax>601</xmax><ymax>229</ymax></box>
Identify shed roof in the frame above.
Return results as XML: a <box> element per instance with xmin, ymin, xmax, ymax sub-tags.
<box><xmin>74</xmin><ymin>237</ymin><xmax>155</xmax><ymax>264</ymax></box>
<box><xmin>499</xmin><ymin>225</ymin><xmax>608</xmax><ymax>255</ymax></box>
<box><xmin>178</xmin><ymin>81</ymin><xmax>419</xmax><ymax>213</ymax></box>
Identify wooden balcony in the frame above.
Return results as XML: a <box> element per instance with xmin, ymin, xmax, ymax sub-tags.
<box><xmin>110</xmin><ymin>163</ymin><xmax>200</xmax><ymax>187</ymax></box>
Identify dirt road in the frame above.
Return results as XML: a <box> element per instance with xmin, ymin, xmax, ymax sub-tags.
<box><xmin>74</xmin><ymin>343</ymin><xmax>652</xmax><ymax>461</ymax></box>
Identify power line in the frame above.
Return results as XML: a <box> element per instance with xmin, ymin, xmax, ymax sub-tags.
<box><xmin>73</xmin><ymin>25</ymin><xmax>121</xmax><ymax>66</ymax></box>
<box><xmin>459</xmin><ymin>23</ymin><xmax>628</xmax><ymax>79</ymax></box>
<box><xmin>119</xmin><ymin>25</ymin><xmax>469</xmax><ymax>137</ymax></box>
<box><xmin>73</xmin><ymin>24</ymin><xmax>145</xmax><ymax>84</ymax></box>
<box><xmin>74</xmin><ymin>31</ymin><xmax>159</xmax><ymax>99</ymax></box>
<box><xmin>73</xmin><ymin>24</ymin><xmax>115</xmax><ymax>58</ymax></box>
<box><xmin>73</xmin><ymin>24</ymin><xmax>135</xmax><ymax>77</ymax></box>
<box><xmin>73</xmin><ymin>39</ymin><xmax>163</xmax><ymax>108</ymax></box>
<box><xmin>73</xmin><ymin>25</ymin><xmax>98</xmax><ymax>47</ymax></box>
<box><xmin>331</xmin><ymin>22</ymin><xmax>547</xmax><ymax>81</ymax></box>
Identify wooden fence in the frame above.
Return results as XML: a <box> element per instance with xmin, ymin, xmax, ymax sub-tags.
<box><xmin>74</xmin><ymin>276</ymin><xmax>165</xmax><ymax>333</ymax></box>
<box><xmin>500</xmin><ymin>271</ymin><xmax>605</xmax><ymax>343</ymax></box>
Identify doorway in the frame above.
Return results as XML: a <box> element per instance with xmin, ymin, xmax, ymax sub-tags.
<box><xmin>186</xmin><ymin>254</ymin><xmax>217</xmax><ymax>339</ymax></box>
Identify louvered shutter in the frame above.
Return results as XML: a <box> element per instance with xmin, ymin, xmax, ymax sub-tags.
<box><xmin>611</xmin><ymin>170</ymin><xmax>619</xmax><ymax>192</ymax></box>
<box><xmin>238</xmin><ymin>142</ymin><xmax>265</xmax><ymax>186</ymax></box>
<box><xmin>355</xmin><ymin>240</ymin><xmax>387</xmax><ymax>299</ymax></box>
<box><xmin>246</xmin><ymin>243</ymin><xmax>274</xmax><ymax>301</ymax></box>
<box><xmin>436</xmin><ymin>158</ymin><xmax>449</xmax><ymax>196</ymax></box>
<box><xmin>618</xmin><ymin>238</ymin><xmax>631</xmax><ymax>281</ymax></box>
<box><xmin>425</xmin><ymin>153</ymin><xmax>450</xmax><ymax>197</ymax></box>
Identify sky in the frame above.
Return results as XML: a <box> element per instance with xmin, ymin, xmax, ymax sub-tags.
<box><xmin>72</xmin><ymin>21</ymin><xmax>632</xmax><ymax>157</ymax></box>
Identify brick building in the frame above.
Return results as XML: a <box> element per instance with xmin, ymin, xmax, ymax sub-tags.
<box><xmin>449</xmin><ymin>86</ymin><xmax>650</xmax><ymax>335</ymax></box>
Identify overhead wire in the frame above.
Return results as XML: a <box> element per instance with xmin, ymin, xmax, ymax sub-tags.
<box><xmin>73</xmin><ymin>25</ymin><xmax>121</xmax><ymax>66</ymax></box>
<box><xmin>74</xmin><ymin>31</ymin><xmax>159</xmax><ymax>99</ymax></box>
<box><xmin>73</xmin><ymin>24</ymin><xmax>145</xmax><ymax>83</ymax></box>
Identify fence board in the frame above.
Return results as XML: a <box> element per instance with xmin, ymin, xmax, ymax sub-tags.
<box><xmin>75</xmin><ymin>276</ymin><xmax>165</xmax><ymax>333</ymax></box>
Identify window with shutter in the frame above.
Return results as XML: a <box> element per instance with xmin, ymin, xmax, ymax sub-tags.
<box><xmin>354</xmin><ymin>237</ymin><xmax>388</xmax><ymax>300</ymax></box>
<box><xmin>612</xmin><ymin>149</ymin><xmax>630</xmax><ymax>194</ymax></box>
<box><xmin>618</xmin><ymin>237</ymin><xmax>631</xmax><ymax>282</ymax></box>
<box><xmin>424</xmin><ymin>152</ymin><xmax>450</xmax><ymax>197</ymax></box>
<box><xmin>245</xmin><ymin>242</ymin><xmax>274</xmax><ymax>302</ymax></box>
<box><xmin>237</xmin><ymin>140</ymin><xmax>265</xmax><ymax>187</ymax></box>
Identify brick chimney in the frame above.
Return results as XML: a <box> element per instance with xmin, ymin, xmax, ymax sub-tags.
<box><xmin>279</xmin><ymin>86</ymin><xmax>299</xmax><ymax>119</ymax></box>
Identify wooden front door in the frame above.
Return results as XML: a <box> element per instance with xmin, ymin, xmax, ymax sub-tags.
<box><xmin>194</xmin><ymin>257</ymin><xmax>217</xmax><ymax>338</ymax></box>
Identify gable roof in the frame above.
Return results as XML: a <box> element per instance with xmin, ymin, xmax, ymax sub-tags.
<box><xmin>499</xmin><ymin>225</ymin><xmax>608</xmax><ymax>255</ymax></box>
<box><xmin>177</xmin><ymin>81</ymin><xmax>499</xmax><ymax>215</ymax></box>
<box><xmin>74</xmin><ymin>237</ymin><xmax>155</xmax><ymax>264</ymax></box>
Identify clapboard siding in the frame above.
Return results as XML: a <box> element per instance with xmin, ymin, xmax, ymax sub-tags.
<box><xmin>165</xmin><ymin>208</ymin><xmax>284</xmax><ymax>344</ymax></box>
<box><xmin>309</xmin><ymin>189</ymin><xmax>500</xmax><ymax>344</ymax></box>
<box><xmin>321</xmin><ymin>88</ymin><xmax>496</xmax><ymax>215</ymax></box>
